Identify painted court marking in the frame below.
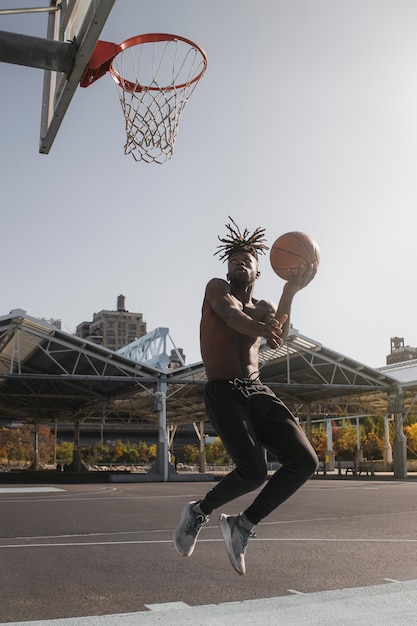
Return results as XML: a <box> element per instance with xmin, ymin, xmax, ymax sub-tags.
<box><xmin>145</xmin><ymin>602</ymin><xmax>190</xmax><ymax>611</ymax></box>
<box><xmin>2</xmin><ymin>536</ymin><xmax>417</xmax><ymax>550</ymax></box>
<box><xmin>0</xmin><ymin>487</ymin><xmax>65</xmax><ymax>493</ymax></box>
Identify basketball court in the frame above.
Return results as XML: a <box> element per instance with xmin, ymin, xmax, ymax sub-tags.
<box><xmin>1</xmin><ymin>478</ymin><xmax>417</xmax><ymax>625</ymax></box>
<box><xmin>1</xmin><ymin>6</ymin><xmax>417</xmax><ymax>625</ymax></box>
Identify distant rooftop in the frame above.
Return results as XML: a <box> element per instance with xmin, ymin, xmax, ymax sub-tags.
<box><xmin>379</xmin><ymin>359</ymin><xmax>417</xmax><ymax>385</ymax></box>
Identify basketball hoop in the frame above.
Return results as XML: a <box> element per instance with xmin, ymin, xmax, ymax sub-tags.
<box><xmin>82</xmin><ymin>33</ymin><xmax>207</xmax><ymax>164</ymax></box>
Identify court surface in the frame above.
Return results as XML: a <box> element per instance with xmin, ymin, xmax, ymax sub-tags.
<box><xmin>1</xmin><ymin>478</ymin><xmax>417</xmax><ymax>625</ymax></box>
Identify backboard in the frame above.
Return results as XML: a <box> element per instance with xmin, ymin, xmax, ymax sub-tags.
<box><xmin>39</xmin><ymin>0</ymin><xmax>115</xmax><ymax>154</ymax></box>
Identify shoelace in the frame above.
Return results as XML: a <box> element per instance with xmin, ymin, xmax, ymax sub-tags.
<box><xmin>241</xmin><ymin>530</ymin><xmax>256</xmax><ymax>551</ymax></box>
<box><xmin>237</xmin><ymin>522</ymin><xmax>256</xmax><ymax>553</ymax></box>
<box><xmin>187</xmin><ymin>512</ymin><xmax>207</xmax><ymax>537</ymax></box>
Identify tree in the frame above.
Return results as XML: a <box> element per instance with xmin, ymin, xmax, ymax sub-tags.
<box><xmin>310</xmin><ymin>426</ymin><xmax>327</xmax><ymax>460</ymax></box>
<box><xmin>183</xmin><ymin>444</ymin><xmax>199</xmax><ymax>463</ymax></box>
<box><xmin>205</xmin><ymin>437</ymin><xmax>231</xmax><ymax>464</ymax></box>
<box><xmin>56</xmin><ymin>441</ymin><xmax>74</xmax><ymax>464</ymax></box>
<box><xmin>148</xmin><ymin>444</ymin><xmax>157</xmax><ymax>463</ymax></box>
<box><xmin>332</xmin><ymin>426</ymin><xmax>358</xmax><ymax>460</ymax></box>
<box><xmin>113</xmin><ymin>439</ymin><xmax>125</xmax><ymax>461</ymax></box>
<box><xmin>37</xmin><ymin>424</ymin><xmax>56</xmax><ymax>463</ymax></box>
<box><xmin>0</xmin><ymin>427</ymin><xmax>26</xmax><ymax>465</ymax></box>
<box><xmin>362</xmin><ymin>430</ymin><xmax>384</xmax><ymax>459</ymax></box>
<box><xmin>0</xmin><ymin>423</ymin><xmax>56</xmax><ymax>465</ymax></box>
<box><xmin>404</xmin><ymin>422</ymin><xmax>417</xmax><ymax>456</ymax></box>
<box><xmin>311</xmin><ymin>420</ymin><xmax>388</xmax><ymax>461</ymax></box>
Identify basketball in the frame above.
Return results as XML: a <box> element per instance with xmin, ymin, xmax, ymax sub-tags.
<box><xmin>270</xmin><ymin>232</ymin><xmax>320</xmax><ymax>280</ymax></box>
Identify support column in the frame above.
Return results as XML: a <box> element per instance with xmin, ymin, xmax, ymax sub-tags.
<box><xmin>325</xmin><ymin>418</ymin><xmax>335</xmax><ymax>471</ymax></box>
<box><xmin>390</xmin><ymin>389</ymin><xmax>407</xmax><ymax>479</ymax></box>
<box><xmin>168</xmin><ymin>425</ymin><xmax>177</xmax><ymax>467</ymax></box>
<box><xmin>53</xmin><ymin>419</ymin><xmax>57</xmax><ymax>466</ymax></box>
<box><xmin>156</xmin><ymin>380</ymin><xmax>169</xmax><ymax>482</ymax></box>
<box><xmin>383</xmin><ymin>414</ymin><xmax>393</xmax><ymax>471</ymax></box>
<box><xmin>305</xmin><ymin>404</ymin><xmax>312</xmax><ymax>442</ymax></box>
<box><xmin>73</xmin><ymin>418</ymin><xmax>81</xmax><ymax>472</ymax></box>
<box><xmin>33</xmin><ymin>421</ymin><xmax>40</xmax><ymax>471</ymax></box>
<box><xmin>192</xmin><ymin>421</ymin><xmax>207</xmax><ymax>473</ymax></box>
<box><xmin>199</xmin><ymin>420</ymin><xmax>206</xmax><ymax>473</ymax></box>
<box><xmin>100</xmin><ymin>412</ymin><xmax>105</xmax><ymax>448</ymax></box>
<box><xmin>393</xmin><ymin>413</ymin><xmax>407</xmax><ymax>478</ymax></box>
<box><xmin>354</xmin><ymin>416</ymin><xmax>363</xmax><ymax>473</ymax></box>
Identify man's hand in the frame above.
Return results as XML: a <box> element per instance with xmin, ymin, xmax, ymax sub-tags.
<box><xmin>285</xmin><ymin>262</ymin><xmax>317</xmax><ymax>293</ymax></box>
<box><xmin>262</xmin><ymin>314</ymin><xmax>288</xmax><ymax>349</ymax></box>
<box><xmin>270</xmin><ymin>264</ymin><xmax>317</xmax><ymax>348</ymax></box>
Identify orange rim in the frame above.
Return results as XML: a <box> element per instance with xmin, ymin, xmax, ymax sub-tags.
<box><xmin>109</xmin><ymin>33</ymin><xmax>208</xmax><ymax>93</ymax></box>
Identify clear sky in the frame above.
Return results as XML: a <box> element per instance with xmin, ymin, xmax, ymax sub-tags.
<box><xmin>1</xmin><ymin>0</ymin><xmax>417</xmax><ymax>368</ymax></box>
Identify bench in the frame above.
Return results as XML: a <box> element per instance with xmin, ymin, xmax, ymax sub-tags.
<box><xmin>316</xmin><ymin>461</ymin><xmax>355</xmax><ymax>475</ymax></box>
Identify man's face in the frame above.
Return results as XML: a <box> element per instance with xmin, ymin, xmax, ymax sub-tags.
<box><xmin>227</xmin><ymin>251</ymin><xmax>259</xmax><ymax>287</ymax></box>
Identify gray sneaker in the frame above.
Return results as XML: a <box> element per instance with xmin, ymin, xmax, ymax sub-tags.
<box><xmin>219</xmin><ymin>513</ymin><xmax>255</xmax><ymax>575</ymax></box>
<box><xmin>173</xmin><ymin>501</ymin><xmax>209</xmax><ymax>556</ymax></box>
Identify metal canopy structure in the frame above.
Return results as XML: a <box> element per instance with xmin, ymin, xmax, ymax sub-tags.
<box><xmin>259</xmin><ymin>329</ymin><xmax>399</xmax><ymax>416</ymax></box>
<box><xmin>0</xmin><ymin>310</ymin><xmax>414</xmax><ymax>479</ymax></box>
<box><xmin>0</xmin><ymin>311</ymin><xmax>404</xmax><ymax>426</ymax></box>
<box><xmin>0</xmin><ymin>310</ymin><xmax>161</xmax><ymax>424</ymax></box>
<box><xmin>0</xmin><ymin>310</ymin><xmax>210</xmax><ymax>431</ymax></box>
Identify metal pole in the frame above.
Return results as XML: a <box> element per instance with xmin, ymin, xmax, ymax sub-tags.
<box><xmin>383</xmin><ymin>414</ymin><xmax>393</xmax><ymax>470</ymax></box>
<box><xmin>0</xmin><ymin>30</ymin><xmax>77</xmax><ymax>74</ymax></box>
<box><xmin>156</xmin><ymin>381</ymin><xmax>168</xmax><ymax>482</ymax></box>
<box><xmin>390</xmin><ymin>389</ymin><xmax>407</xmax><ymax>479</ymax></box>
<box><xmin>53</xmin><ymin>419</ymin><xmax>57</xmax><ymax>466</ymax></box>
<box><xmin>356</xmin><ymin>416</ymin><xmax>361</xmax><ymax>450</ymax></box>
<box><xmin>0</xmin><ymin>7</ymin><xmax>61</xmax><ymax>16</ymax></box>
<box><xmin>326</xmin><ymin>418</ymin><xmax>333</xmax><ymax>450</ymax></box>
<box><xmin>101</xmin><ymin>408</ymin><xmax>105</xmax><ymax>448</ymax></box>
<box><xmin>73</xmin><ymin>418</ymin><xmax>81</xmax><ymax>472</ymax></box>
<box><xmin>33</xmin><ymin>422</ymin><xmax>40</xmax><ymax>471</ymax></box>
<box><xmin>393</xmin><ymin>412</ymin><xmax>407</xmax><ymax>478</ymax></box>
<box><xmin>305</xmin><ymin>404</ymin><xmax>312</xmax><ymax>442</ymax></box>
<box><xmin>199</xmin><ymin>420</ymin><xmax>206</xmax><ymax>473</ymax></box>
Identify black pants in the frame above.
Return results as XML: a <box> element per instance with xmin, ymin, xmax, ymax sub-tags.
<box><xmin>200</xmin><ymin>378</ymin><xmax>319</xmax><ymax>525</ymax></box>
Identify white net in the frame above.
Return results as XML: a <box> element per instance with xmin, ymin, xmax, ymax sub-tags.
<box><xmin>109</xmin><ymin>34</ymin><xmax>207</xmax><ymax>164</ymax></box>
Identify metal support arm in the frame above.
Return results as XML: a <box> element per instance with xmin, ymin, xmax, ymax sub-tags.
<box><xmin>0</xmin><ymin>30</ymin><xmax>77</xmax><ymax>74</ymax></box>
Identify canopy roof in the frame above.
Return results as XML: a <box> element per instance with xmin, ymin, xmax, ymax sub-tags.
<box><xmin>0</xmin><ymin>310</ymin><xmax>411</xmax><ymax>428</ymax></box>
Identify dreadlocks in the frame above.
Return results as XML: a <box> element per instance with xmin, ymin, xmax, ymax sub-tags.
<box><xmin>214</xmin><ymin>216</ymin><xmax>269</xmax><ymax>262</ymax></box>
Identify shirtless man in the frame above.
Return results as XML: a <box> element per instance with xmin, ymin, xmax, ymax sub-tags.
<box><xmin>174</xmin><ymin>218</ymin><xmax>319</xmax><ymax>575</ymax></box>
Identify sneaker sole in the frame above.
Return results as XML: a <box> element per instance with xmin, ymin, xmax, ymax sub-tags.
<box><xmin>219</xmin><ymin>514</ymin><xmax>245</xmax><ymax>575</ymax></box>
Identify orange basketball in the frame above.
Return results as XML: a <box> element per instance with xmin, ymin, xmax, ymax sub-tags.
<box><xmin>270</xmin><ymin>231</ymin><xmax>320</xmax><ymax>280</ymax></box>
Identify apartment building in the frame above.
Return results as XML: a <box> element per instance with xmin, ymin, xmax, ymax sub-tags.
<box><xmin>75</xmin><ymin>295</ymin><xmax>147</xmax><ymax>351</ymax></box>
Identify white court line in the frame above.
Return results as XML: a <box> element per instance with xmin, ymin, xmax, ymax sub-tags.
<box><xmin>0</xmin><ymin>487</ymin><xmax>66</xmax><ymax>493</ymax></box>
<box><xmin>0</xmin><ymin>539</ymin><xmax>207</xmax><ymax>549</ymax></box>
<box><xmin>0</xmin><ymin>491</ymin><xmax>202</xmax><ymax>503</ymax></box>
<box><xmin>2</xmin><ymin>536</ymin><xmax>417</xmax><ymax>549</ymax></box>
<box><xmin>0</xmin><ymin>480</ymin><xmax>406</xmax><ymax>503</ymax></box>
<box><xmin>145</xmin><ymin>602</ymin><xmax>189</xmax><ymax>611</ymax></box>
<box><xmin>261</xmin><ymin>508</ymin><xmax>417</xmax><ymax>527</ymax></box>
<box><xmin>2</xmin><ymin>508</ymin><xmax>417</xmax><ymax>546</ymax></box>
<box><xmin>8</xmin><ymin>528</ymin><xmax>174</xmax><ymax>541</ymax></box>
<box><xmin>0</xmin><ymin>488</ymin><xmax>121</xmax><ymax>503</ymax></box>
<box><xmin>4</xmin><ymin>507</ymin><xmax>417</xmax><ymax>543</ymax></box>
